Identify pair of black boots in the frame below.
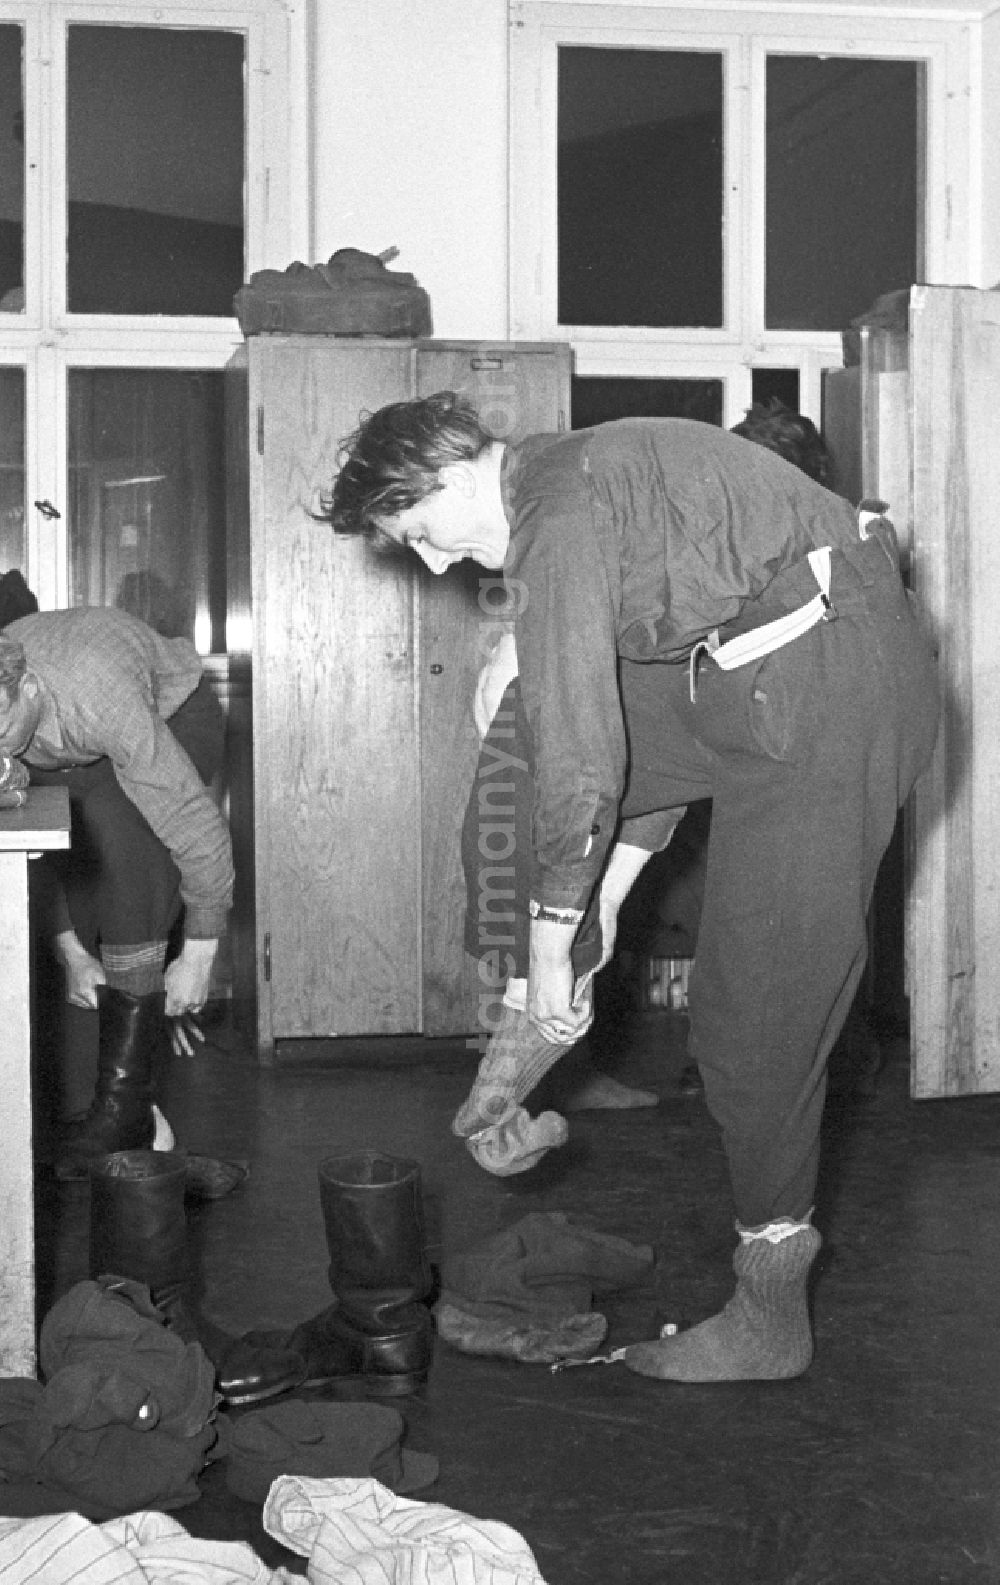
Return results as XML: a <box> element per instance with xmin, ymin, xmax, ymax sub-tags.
<box><xmin>88</xmin><ymin>1147</ymin><xmax>434</xmax><ymax>1405</ymax></box>
<box><xmin>215</xmin><ymin>1150</ymin><xmax>435</xmax><ymax>1406</ymax></box>
<box><xmin>60</xmin><ymin>989</ymin><xmax>434</xmax><ymax>1402</ymax></box>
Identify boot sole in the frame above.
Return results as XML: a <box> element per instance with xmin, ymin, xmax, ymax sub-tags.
<box><xmin>301</xmin><ymin>1369</ymin><xmax>429</xmax><ymax>1396</ymax></box>
<box><xmin>220</xmin><ymin>1377</ymin><xmax>308</xmax><ymax>1407</ymax></box>
<box><xmin>220</xmin><ymin>1368</ymin><xmax>427</xmax><ymax>1407</ymax></box>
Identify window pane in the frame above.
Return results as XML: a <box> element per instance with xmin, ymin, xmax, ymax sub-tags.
<box><xmin>766</xmin><ymin>56</ymin><xmax>920</xmax><ymax>331</ymax></box>
<box><xmin>558</xmin><ymin>47</ymin><xmax>723</xmax><ymax>328</ymax></box>
<box><xmin>751</xmin><ymin>369</ymin><xmax>800</xmax><ymax>410</ymax></box>
<box><xmin>0</xmin><ymin>368</ymin><xmax>26</xmax><ymax>571</ymax></box>
<box><xmin>572</xmin><ymin>376</ymin><xmax>723</xmax><ymax>429</ymax></box>
<box><xmin>67</xmin><ymin>26</ymin><xmax>244</xmax><ymax>315</ymax></box>
<box><xmin>68</xmin><ymin>370</ymin><xmax>227</xmax><ymax>655</ymax></box>
<box><xmin>0</xmin><ymin>25</ymin><xmax>23</xmax><ymax>312</ymax></box>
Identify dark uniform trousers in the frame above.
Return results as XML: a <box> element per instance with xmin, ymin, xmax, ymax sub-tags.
<box><xmin>28</xmin><ymin>675</ymin><xmax>225</xmax><ymax>956</ymax></box>
<box><xmin>464</xmin><ymin>532</ymin><xmax>939</xmax><ymax>1228</ymax></box>
<box><xmin>621</xmin><ymin>533</ymin><xmax>939</xmax><ymax>1225</ymax></box>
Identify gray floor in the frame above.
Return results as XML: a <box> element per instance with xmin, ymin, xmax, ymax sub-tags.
<box><xmin>34</xmin><ymin>998</ymin><xmax>1000</xmax><ymax>1584</ymax></box>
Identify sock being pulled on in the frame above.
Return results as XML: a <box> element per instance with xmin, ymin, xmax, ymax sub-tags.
<box><xmin>452</xmin><ymin>993</ymin><xmax>570</xmax><ymax>1138</ymax></box>
<box><xmin>463</xmin><ymin>1104</ymin><xmax>569</xmax><ymax>1176</ymax></box>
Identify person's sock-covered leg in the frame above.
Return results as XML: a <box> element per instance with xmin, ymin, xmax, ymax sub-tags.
<box><xmin>625</xmin><ymin>1216</ymin><xmax>821</xmax><ymax>1381</ymax></box>
<box><xmin>624</xmin><ymin>565</ymin><xmax>932</xmax><ymax>1381</ymax></box>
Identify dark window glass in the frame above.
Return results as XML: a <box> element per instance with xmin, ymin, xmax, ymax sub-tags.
<box><xmin>0</xmin><ymin>367</ymin><xmax>25</xmax><ymax>571</ymax></box>
<box><xmin>751</xmin><ymin>369</ymin><xmax>800</xmax><ymax>410</ymax></box>
<box><xmin>572</xmin><ymin>376</ymin><xmax>723</xmax><ymax>430</ymax></box>
<box><xmin>68</xmin><ymin>370</ymin><xmax>227</xmax><ymax>654</ymax></box>
<box><xmin>766</xmin><ymin>56</ymin><xmax>920</xmax><ymax>330</ymax></box>
<box><xmin>0</xmin><ymin>26</ymin><xmax>23</xmax><ymax>312</ymax></box>
<box><xmin>67</xmin><ymin>26</ymin><xmax>244</xmax><ymax>315</ymax></box>
<box><xmin>558</xmin><ymin>47</ymin><xmax>724</xmax><ymax>328</ymax></box>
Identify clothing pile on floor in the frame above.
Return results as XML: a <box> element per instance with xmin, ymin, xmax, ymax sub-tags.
<box><xmin>434</xmin><ymin>1211</ymin><xmax>655</xmax><ymax>1364</ymax></box>
<box><xmin>0</xmin><ymin>1276</ymin><xmax>220</xmax><ymax>1517</ymax></box>
<box><xmin>0</xmin><ymin>1476</ymin><xmax>550</xmax><ymax>1584</ymax></box>
<box><xmin>0</xmin><ymin>1212</ymin><xmax>654</xmax><ymax>1579</ymax></box>
<box><xmin>0</xmin><ymin>1278</ymin><xmax>440</xmax><ymax>1521</ymax></box>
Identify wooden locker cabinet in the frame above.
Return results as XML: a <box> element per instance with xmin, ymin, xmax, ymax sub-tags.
<box><xmin>226</xmin><ymin>336</ymin><xmax>570</xmax><ymax>1060</ymax></box>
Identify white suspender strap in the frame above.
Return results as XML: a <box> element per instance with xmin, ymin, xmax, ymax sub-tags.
<box><xmin>689</xmin><ymin>546</ymin><xmax>834</xmax><ymax>702</ymax></box>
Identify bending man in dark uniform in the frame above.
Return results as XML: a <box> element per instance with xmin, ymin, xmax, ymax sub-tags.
<box><xmin>455</xmin><ymin>400</ymin><xmax>840</xmax><ymax>1173</ymax></box>
<box><xmin>0</xmin><ymin>602</ymin><xmax>234</xmax><ymax>1178</ymax></box>
<box><xmin>328</xmin><ymin>396</ymin><xmax>939</xmax><ymax>1384</ymax></box>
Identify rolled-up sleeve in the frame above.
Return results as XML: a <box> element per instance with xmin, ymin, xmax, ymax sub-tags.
<box><xmin>507</xmin><ymin>475</ymin><xmax>626</xmax><ymax>915</ymax></box>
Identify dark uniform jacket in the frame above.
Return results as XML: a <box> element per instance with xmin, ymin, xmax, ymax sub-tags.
<box><xmin>500</xmin><ymin>417</ymin><xmax>862</xmax><ymax>914</ymax></box>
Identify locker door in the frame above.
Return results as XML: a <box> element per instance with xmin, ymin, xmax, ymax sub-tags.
<box><xmin>251</xmin><ymin>338</ymin><xmax>421</xmax><ymax>1048</ymax></box>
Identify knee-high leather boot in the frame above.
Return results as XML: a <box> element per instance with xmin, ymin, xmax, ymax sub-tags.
<box><xmin>218</xmin><ymin>1150</ymin><xmax>434</xmax><ymax>1406</ymax></box>
<box><xmin>89</xmin><ymin>1147</ymin><xmax>307</xmax><ymax>1398</ymax></box>
<box><xmin>88</xmin><ymin>1148</ymin><xmax>196</xmax><ymax>1341</ymax></box>
<box><xmin>56</xmin><ymin>986</ymin><xmax>159</xmax><ymax>1178</ymax></box>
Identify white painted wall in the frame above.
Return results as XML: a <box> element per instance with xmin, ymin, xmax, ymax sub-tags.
<box><xmin>309</xmin><ymin>0</ymin><xmax>999</xmax><ymax>339</ymax></box>
<box><xmin>311</xmin><ymin>0</ymin><xmax>510</xmax><ymax>340</ymax></box>
<box><xmin>982</xmin><ymin>10</ymin><xmax>1000</xmax><ymax>287</ymax></box>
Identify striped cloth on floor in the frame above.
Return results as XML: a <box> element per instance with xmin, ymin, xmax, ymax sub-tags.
<box><xmin>0</xmin><ymin>1478</ymin><xmax>550</xmax><ymax>1583</ymax></box>
<box><xmin>265</xmin><ymin>1475</ymin><xmax>550</xmax><ymax>1585</ymax></box>
<box><xmin>0</xmin><ymin>1508</ymin><xmax>294</xmax><ymax>1583</ymax></box>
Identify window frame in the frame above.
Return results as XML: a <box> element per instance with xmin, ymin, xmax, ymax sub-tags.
<box><xmin>0</xmin><ymin>0</ymin><xmax>309</xmax><ymax>610</ymax></box>
<box><xmin>509</xmin><ymin>1</ymin><xmax>973</xmax><ymax>427</ymax></box>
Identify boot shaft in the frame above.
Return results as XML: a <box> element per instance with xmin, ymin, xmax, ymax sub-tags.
<box><xmin>89</xmin><ymin>1147</ymin><xmax>188</xmax><ymax>1293</ymax></box>
<box><xmin>95</xmin><ymin>985</ymin><xmax>164</xmax><ymax>1107</ymax></box>
<box><xmin>318</xmin><ymin>1150</ymin><xmax>432</xmax><ymax>1306</ymax></box>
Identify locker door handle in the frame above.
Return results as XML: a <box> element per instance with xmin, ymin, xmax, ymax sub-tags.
<box><xmin>470</xmin><ymin>357</ymin><xmax>503</xmax><ymax>371</ymax></box>
<box><xmin>429</xmin><ymin>663</ymin><xmax>444</xmax><ymax>675</ymax></box>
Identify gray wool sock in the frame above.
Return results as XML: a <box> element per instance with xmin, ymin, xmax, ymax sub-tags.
<box><xmin>624</xmin><ymin>1222</ymin><xmax>821</xmax><ymax>1383</ymax></box>
<box><xmin>452</xmin><ymin>1001</ymin><xmax>570</xmax><ymax>1137</ymax></box>
<box><xmin>464</xmin><ymin>1106</ymin><xmax>569</xmax><ymax>1176</ymax></box>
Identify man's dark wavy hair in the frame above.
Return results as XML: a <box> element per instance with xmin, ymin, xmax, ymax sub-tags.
<box><xmin>328</xmin><ymin>390</ymin><xmax>496</xmax><ymax>535</ymax></box>
<box><xmin>731</xmin><ymin>398</ymin><xmax>829</xmax><ymax>486</ymax></box>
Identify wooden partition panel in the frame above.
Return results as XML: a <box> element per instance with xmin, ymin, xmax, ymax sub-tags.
<box><xmin>909</xmin><ymin>287</ymin><xmax>1000</xmax><ymax>1096</ymax></box>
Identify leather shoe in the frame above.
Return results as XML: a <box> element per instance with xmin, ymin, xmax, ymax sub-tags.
<box><xmin>217</xmin><ymin>1301</ymin><xmax>433</xmax><ymax>1406</ymax></box>
<box><xmin>215</xmin><ymin>1336</ymin><xmax>308</xmax><ymax>1407</ymax></box>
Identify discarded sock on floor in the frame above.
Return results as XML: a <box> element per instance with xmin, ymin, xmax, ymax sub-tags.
<box><xmin>0</xmin><ymin>1277</ymin><xmax>221</xmax><ymax>1518</ymax></box>
<box><xmin>434</xmin><ymin>1211</ymin><xmax>655</xmax><ymax>1365</ymax></box>
<box><xmin>223</xmin><ymin>1399</ymin><xmax>438</xmax><ymax>1504</ymax></box>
